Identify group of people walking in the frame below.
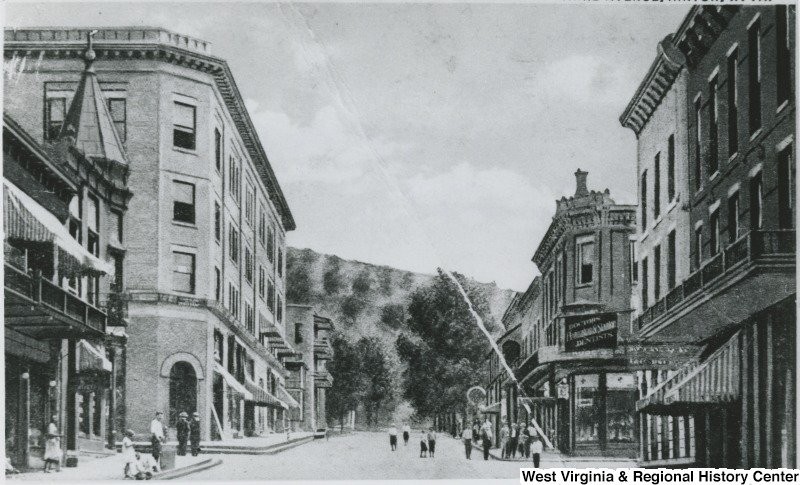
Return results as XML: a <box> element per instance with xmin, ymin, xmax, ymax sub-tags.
<box><xmin>120</xmin><ymin>410</ymin><xmax>201</xmax><ymax>479</ymax></box>
<box><xmin>461</xmin><ymin>418</ymin><xmax>543</xmax><ymax>467</ymax></box>
<box><xmin>387</xmin><ymin>424</ymin><xmax>437</xmax><ymax>458</ymax></box>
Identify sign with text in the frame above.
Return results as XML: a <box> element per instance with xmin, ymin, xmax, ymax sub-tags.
<box><xmin>565</xmin><ymin>312</ymin><xmax>617</xmax><ymax>352</ymax></box>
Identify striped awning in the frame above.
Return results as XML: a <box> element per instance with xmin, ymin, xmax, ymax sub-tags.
<box><xmin>663</xmin><ymin>330</ymin><xmax>741</xmax><ymax>405</ymax></box>
<box><xmin>244</xmin><ymin>379</ymin><xmax>285</xmax><ymax>408</ymax></box>
<box><xmin>3</xmin><ymin>180</ymin><xmax>114</xmax><ymax>276</ymax></box>
<box><xmin>214</xmin><ymin>363</ymin><xmax>253</xmax><ymax>400</ymax></box>
<box><xmin>279</xmin><ymin>386</ymin><xmax>301</xmax><ymax>411</ymax></box>
<box><xmin>78</xmin><ymin>339</ymin><xmax>112</xmax><ymax>373</ymax></box>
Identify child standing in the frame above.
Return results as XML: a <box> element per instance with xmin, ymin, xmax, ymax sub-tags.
<box><xmin>122</xmin><ymin>429</ymin><xmax>137</xmax><ymax>478</ymax></box>
<box><xmin>419</xmin><ymin>431</ymin><xmax>428</xmax><ymax>458</ymax></box>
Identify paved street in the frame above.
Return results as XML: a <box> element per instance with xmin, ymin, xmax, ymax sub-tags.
<box><xmin>191</xmin><ymin>431</ymin><xmax>634</xmax><ymax>480</ymax></box>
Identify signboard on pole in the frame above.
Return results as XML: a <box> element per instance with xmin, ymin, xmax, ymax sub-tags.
<box><xmin>564</xmin><ymin>312</ymin><xmax>617</xmax><ymax>352</ymax></box>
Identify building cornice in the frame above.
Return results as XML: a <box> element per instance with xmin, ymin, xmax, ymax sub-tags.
<box><xmin>673</xmin><ymin>6</ymin><xmax>738</xmax><ymax>68</ymax></box>
<box><xmin>5</xmin><ymin>27</ymin><xmax>297</xmax><ymax>231</ymax></box>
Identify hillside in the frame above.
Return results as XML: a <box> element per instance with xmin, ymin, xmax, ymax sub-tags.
<box><xmin>285</xmin><ymin>247</ymin><xmax>518</xmax><ymax>423</ymax></box>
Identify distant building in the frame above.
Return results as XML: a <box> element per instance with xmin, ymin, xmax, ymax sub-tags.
<box><xmin>484</xmin><ymin>321</ymin><xmax>521</xmax><ymax>447</ymax></box>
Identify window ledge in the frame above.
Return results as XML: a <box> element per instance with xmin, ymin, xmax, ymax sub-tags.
<box><xmin>173</xmin><ymin>146</ymin><xmax>198</xmax><ymax>156</ymax></box>
<box><xmin>728</xmin><ymin>152</ymin><xmax>739</xmax><ymax>163</ymax></box>
<box><xmin>574</xmin><ymin>282</ymin><xmax>593</xmax><ymax>289</ymax></box>
<box><xmin>749</xmin><ymin>128</ymin><xmax>763</xmax><ymax>143</ymax></box>
<box><xmin>173</xmin><ymin>221</ymin><xmax>197</xmax><ymax>229</ymax></box>
<box><xmin>709</xmin><ymin>171</ymin><xmax>720</xmax><ymax>182</ymax></box>
<box><xmin>665</xmin><ymin>200</ymin><xmax>678</xmax><ymax>215</ymax></box>
<box><xmin>777</xmin><ymin>100</ymin><xmax>790</xmax><ymax>114</ymax></box>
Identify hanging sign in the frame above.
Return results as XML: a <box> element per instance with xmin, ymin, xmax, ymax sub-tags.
<box><xmin>564</xmin><ymin>312</ymin><xmax>617</xmax><ymax>352</ymax></box>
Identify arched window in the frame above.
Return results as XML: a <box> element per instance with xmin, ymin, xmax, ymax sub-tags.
<box><xmin>169</xmin><ymin>362</ymin><xmax>197</xmax><ymax>426</ymax></box>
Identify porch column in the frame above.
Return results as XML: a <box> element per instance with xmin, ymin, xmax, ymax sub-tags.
<box><xmin>17</xmin><ymin>368</ymin><xmax>31</xmax><ymax>467</ymax></box>
<box><xmin>66</xmin><ymin>340</ymin><xmax>78</xmax><ymax>453</ymax></box>
<box><xmin>107</xmin><ymin>346</ymin><xmax>117</xmax><ymax>449</ymax></box>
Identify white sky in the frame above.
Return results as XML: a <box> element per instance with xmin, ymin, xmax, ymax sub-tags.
<box><xmin>6</xmin><ymin>1</ymin><xmax>690</xmax><ymax>291</ymax></box>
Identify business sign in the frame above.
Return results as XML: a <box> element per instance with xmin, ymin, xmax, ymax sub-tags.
<box><xmin>564</xmin><ymin>312</ymin><xmax>617</xmax><ymax>352</ymax></box>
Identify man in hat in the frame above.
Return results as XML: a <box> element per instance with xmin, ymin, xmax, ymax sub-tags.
<box><xmin>176</xmin><ymin>412</ymin><xmax>190</xmax><ymax>456</ymax></box>
<box><xmin>189</xmin><ymin>412</ymin><xmax>202</xmax><ymax>457</ymax></box>
<box><xmin>149</xmin><ymin>411</ymin><xmax>166</xmax><ymax>464</ymax></box>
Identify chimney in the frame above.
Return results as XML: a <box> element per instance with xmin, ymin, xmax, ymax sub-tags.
<box><xmin>574</xmin><ymin>169</ymin><xmax>589</xmax><ymax>197</ymax></box>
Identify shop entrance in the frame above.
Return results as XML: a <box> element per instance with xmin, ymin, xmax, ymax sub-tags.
<box><xmin>571</xmin><ymin>372</ymin><xmax>637</xmax><ymax>456</ymax></box>
<box><xmin>168</xmin><ymin>362</ymin><xmax>197</xmax><ymax>426</ymax></box>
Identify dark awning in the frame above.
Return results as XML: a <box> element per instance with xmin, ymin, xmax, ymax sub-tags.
<box><xmin>243</xmin><ymin>380</ymin><xmax>285</xmax><ymax>408</ymax></box>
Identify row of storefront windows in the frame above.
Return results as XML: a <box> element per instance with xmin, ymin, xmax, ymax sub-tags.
<box><xmin>573</xmin><ymin>373</ymin><xmax>637</xmax><ymax>447</ymax></box>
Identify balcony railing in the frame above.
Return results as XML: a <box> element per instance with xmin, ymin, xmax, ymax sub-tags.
<box><xmin>99</xmin><ymin>292</ymin><xmax>128</xmax><ymax>326</ymax></box>
<box><xmin>4</xmin><ymin>264</ymin><xmax>106</xmax><ymax>335</ymax></box>
<box><xmin>636</xmin><ymin>230</ymin><xmax>795</xmax><ymax>330</ymax></box>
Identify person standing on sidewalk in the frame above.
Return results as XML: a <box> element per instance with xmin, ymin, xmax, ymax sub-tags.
<box><xmin>122</xmin><ymin>430</ymin><xmax>137</xmax><ymax>478</ymax></box>
<box><xmin>499</xmin><ymin>422</ymin><xmax>510</xmax><ymax>459</ymax></box>
<box><xmin>527</xmin><ymin>420</ymin><xmax>537</xmax><ymax>458</ymax></box>
<box><xmin>509</xmin><ymin>422</ymin><xmax>519</xmax><ymax>459</ymax></box>
<box><xmin>402</xmin><ymin>424</ymin><xmax>410</xmax><ymax>446</ymax></box>
<box><xmin>43</xmin><ymin>415</ymin><xmax>61</xmax><ymax>473</ymax></box>
<box><xmin>149</xmin><ymin>411</ymin><xmax>166</xmax><ymax>464</ymax></box>
<box><xmin>427</xmin><ymin>428</ymin><xmax>437</xmax><ymax>458</ymax></box>
<box><xmin>531</xmin><ymin>433</ymin><xmax>543</xmax><ymax>468</ymax></box>
<box><xmin>388</xmin><ymin>424</ymin><xmax>398</xmax><ymax>451</ymax></box>
<box><xmin>190</xmin><ymin>412</ymin><xmax>202</xmax><ymax>457</ymax></box>
<box><xmin>176</xmin><ymin>412</ymin><xmax>189</xmax><ymax>456</ymax></box>
<box><xmin>520</xmin><ymin>421</ymin><xmax>531</xmax><ymax>458</ymax></box>
<box><xmin>461</xmin><ymin>425</ymin><xmax>472</xmax><ymax>459</ymax></box>
<box><xmin>480</xmin><ymin>426</ymin><xmax>493</xmax><ymax>461</ymax></box>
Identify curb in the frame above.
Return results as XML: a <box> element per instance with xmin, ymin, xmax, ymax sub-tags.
<box><xmin>154</xmin><ymin>458</ymin><xmax>223</xmax><ymax>480</ymax></box>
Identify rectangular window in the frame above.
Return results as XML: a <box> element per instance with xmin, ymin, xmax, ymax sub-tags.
<box><xmin>267</xmin><ymin>278</ymin><xmax>276</xmax><ymax>313</ymax></box>
<box><xmin>173</xmin><ymin>180</ymin><xmax>195</xmax><ymax>224</ymax></box>
<box><xmin>215</xmin><ymin>267</ymin><xmax>221</xmax><ymax>301</ymax></box>
<box><xmin>710</xmin><ymin>209</ymin><xmax>720</xmax><ymax>256</ymax></box>
<box><xmin>295</xmin><ymin>323</ymin><xmax>303</xmax><ymax>344</ymax></box>
<box><xmin>259</xmin><ymin>266</ymin><xmax>265</xmax><ymax>299</ymax></box>
<box><xmin>244</xmin><ymin>246</ymin><xmax>253</xmax><ymax>284</ymax></box>
<box><xmin>267</xmin><ymin>224</ymin><xmax>275</xmax><ymax>263</ymax></box>
<box><xmin>694</xmin><ymin>98</ymin><xmax>703</xmax><ymax>190</ymax></box>
<box><xmin>654</xmin><ymin>153</ymin><xmax>661</xmax><ymax>218</ymax></box>
<box><xmin>694</xmin><ymin>225</ymin><xmax>704</xmax><ymax>269</ymax></box>
<box><xmin>667</xmin><ymin>231</ymin><xmax>676</xmax><ymax>290</ymax></box>
<box><xmin>245</xmin><ymin>302</ymin><xmax>255</xmax><ymax>335</ymax></box>
<box><xmin>576</xmin><ymin>236</ymin><xmax>594</xmax><ymax>285</ymax></box>
<box><xmin>229</xmin><ymin>157</ymin><xmax>241</xmax><ymax>202</ymax></box>
<box><xmin>173</xmin><ymin>102</ymin><xmax>196</xmax><ymax>150</ymax></box>
<box><xmin>106</xmin><ymin>98</ymin><xmax>126</xmax><ymax>142</ymax></box>
<box><xmin>776</xmin><ymin>6</ymin><xmax>792</xmax><ymax>107</ymax></box>
<box><xmin>629</xmin><ymin>241</ymin><xmax>638</xmax><ymax>283</ymax></box>
<box><xmin>46</xmin><ymin>97</ymin><xmax>66</xmax><ymax>140</ymax></box>
<box><xmin>667</xmin><ymin>135</ymin><xmax>675</xmax><ymax>202</ymax></box>
<box><xmin>173</xmin><ymin>251</ymin><xmax>195</xmax><ymax>294</ymax></box>
<box><xmin>641</xmin><ymin>256</ymin><xmax>649</xmax><ymax>309</ymax></box>
<box><xmin>277</xmin><ymin>294</ymin><xmax>283</xmax><ymax>323</ymax></box>
<box><xmin>728</xmin><ymin>191</ymin><xmax>739</xmax><ymax>243</ymax></box>
<box><xmin>750</xmin><ymin>172</ymin><xmax>763</xmax><ymax>230</ymax></box>
<box><xmin>277</xmin><ymin>247</ymin><xmax>284</xmax><ymax>278</ymax></box>
<box><xmin>259</xmin><ymin>206</ymin><xmax>266</xmax><ymax>247</ymax></box>
<box><xmin>708</xmin><ymin>76</ymin><xmax>719</xmax><ymax>175</ymax></box>
<box><xmin>214</xmin><ymin>128</ymin><xmax>222</xmax><ymax>172</ymax></box>
<box><xmin>245</xmin><ymin>182</ymin><xmax>255</xmax><ymax>227</ymax></box>
<box><xmin>228</xmin><ymin>283</ymin><xmax>240</xmax><ymax>319</ymax></box>
<box><xmin>653</xmin><ymin>245</ymin><xmax>661</xmax><ymax>301</ymax></box>
<box><xmin>110</xmin><ymin>209</ymin><xmax>123</xmax><ymax>243</ymax></box>
<box><xmin>214</xmin><ymin>202</ymin><xmax>221</xmax><ymax>242</ymax></box>
<box><xmin>641</xmin><ymin>170</ymin><xmax>648</xmax><ymax>228</ymax></box>
<box><xmin>727</xmin><ymin>49</ymin><xmax>739</xmax><ymax>156</ymax></box>
<box><xmin>778</xmin><ymin>145</ymin><xmax>795</xmax><ymax>229</ymax></box>
<box><xmin>86</xmin><ymin>195</ymin><xmax>99</xmax><ymax>256</ymax></box>
<box><xmin>229</xmin><ymin>224</ymin><xmax>239</xmax><ymax>264</ymax></box>
<box><xmin>748</xmin><ymin>19</ymin><xmax>761</xmax><ymax>135</ymax></box>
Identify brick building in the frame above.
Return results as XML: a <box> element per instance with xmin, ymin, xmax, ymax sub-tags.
<box><xmin>620</xmin><ymin>5</ymin><xmax>795</xmax><ymax>468</ymax></box>
<box><xmin>4</xmin><ymin>27</ymin><xmax>302</xmax><ymax>443</ymax></box>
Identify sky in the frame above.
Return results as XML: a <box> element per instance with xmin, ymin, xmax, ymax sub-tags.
<box><xmin>6</xmin><ymin>1</ymin><xmax>690</xmax><ymax>291</ymax></box>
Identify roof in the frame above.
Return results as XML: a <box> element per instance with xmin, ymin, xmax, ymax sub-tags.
<box><xmin>5</xmin><ymin>27</ymin><xmax>296</xmax><ymax>231</ymax></box>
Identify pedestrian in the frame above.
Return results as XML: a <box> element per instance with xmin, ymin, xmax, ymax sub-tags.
<box><xmin>190</xmin><ymin>412</ymin><xmax>202</xmax><ymax>457</ymax></box>
<box><xmin>527</xmin><ymin>420</ymin><xmax>537</xmax><ymax>458</ymax></box>
<box><xmin>388</xmin><ymin>424</ymin><xmax>398</xmax><ymax>451</ymax></box>
<box><xmin>122</xmin><ymin>429</ymin><xmax>137</xmax><ymax>478</ymax></box>
<box><xmin>531</xmin><ymin>434</ymin><xmax>543</xmax><ymax>468</ymax></box>
<box><xmin>427</xmin><ymin>428</ymin><xmax>437</xmax><ymax>458</ymax></box>
<box><xmin>134</xmin><ymin>452</ymin><xmax>160</xmax><ymax>480</ymax></box>
<box><xmin>149</xmin><ymin>411</ymin><xmax>166</xmax><ymax>465</ymax></box>
<box><xmin>471</xmin><ymin>421</ymin><xmax>480</xmax><ymax>444</ymax></box>
<box><xmin>499</xmin><ymin>422</ymin><xmax>510</xmax><ymax>459</ymax></box>
<box><xmin>509</xmin><ymin>422</ymin><xmax>519</xmax><ymax>458</ymax></box>
<box><xmin>481</xmin><ymin>427</ymin><xmax>493</xmax><ymax>461</ymax></box>
<box><xmin>520</xmin><ymin>421</ymin><xmax>531</xmax><ymax>458</ymax></box>
<box><xmin>461</xmin><ymin>425</ymin><xmax>472</xmax><ymax>459</ymax></box>
<box><xmin>176</xmin><ymin>412</ymin><xmax>189</xmax><ymax>456</ymax></box>
<box><xmin>43</xmin><ymin>415</ymin><xmax>61</xmax><ymax>473</ymax></box>
<box><xmin>419</xmin><ymin>431</ymin><xmax>428</xmax><ymax>458</ymax></box>
<box><xmin>402</xmin><ymin>423</ymin><xmax>410</xmax><ymax>446</ymax></box>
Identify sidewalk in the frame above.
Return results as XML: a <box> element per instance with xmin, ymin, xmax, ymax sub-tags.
<box><xmin>116</xmin><ymin>431</ymin><xmax>314</xmax><ymax>454</ymax></box>
<box><xmin>470</xmin><ymin>438</ymin><xmax>636</xmax><ymax>467</ymax></box>
<box><xmin>10</xmin><ymin>453</ymin><xmax>220</xmax><ymax>481</ymax></box>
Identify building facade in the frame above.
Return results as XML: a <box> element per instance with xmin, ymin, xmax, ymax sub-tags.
<box><xmin>621</xmin><ymin>5</ymin><xmax>796</xmax><ymax>468</ymax></box>
<box><xmin>514</xmin><ymin>170</ymin><xmax>640</xmax><ymax>457</ymax></box>
<box><xmin>4</xmin><ymin>27</ymin><xmax>301</xmax><ymax>443</ymax></box>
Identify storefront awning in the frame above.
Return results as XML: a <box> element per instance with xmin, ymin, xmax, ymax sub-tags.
<box><xmin>78</xmin><ymin>339</ymin><xmax>112</xmax><ymax>372</ymax></box>
<box><xmin>4</xmin><ymin>180</ymin><xmax>114</xmax><ymax>276</ymax></box>
<box><xmin>244</xmin><ymin>379</ymin><xmax>285</xmax><ymax>408</ymax></box>
<box><xmin>278</xmin><ymin>386</ymin><xmax>300</xmax><ymax>410</ymax></box>
<box><xmin>663</xmin><ymin>330</ymin><xmax>741</xmax><ymax>405</ymax></box>
<box><xmin>213</xmin><ymin>362</ymin><xmax>253</xmax><ymax>400</ymax></box>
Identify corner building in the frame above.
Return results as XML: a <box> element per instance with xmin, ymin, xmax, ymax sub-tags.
<box><xmin>5</xmin><ymin>27</ymin><xmax>300</xmax><ymax>442</ymax></box>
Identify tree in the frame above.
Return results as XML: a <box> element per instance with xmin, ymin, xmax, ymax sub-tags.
<box><xmin>341</xmin><ymin>294</ymin><xmax>367</xmax><ymax>323</ymax></box>
<box><xmin>380</xmin><ymin>303</ymin><xmax>405</xmax><ymax>329</ymax></box>
<box><xmin>396</xmin><ymin>269</ymin><xmax>493</xmax><ymax>420</ymax></box>
<box><xmin>356</xmin><ymin>337</ymin><xmax>393</xmax><ymax>427</ymax></box>
<box><xmin>286</xmin><ymin>248</ymin><xmax>317</xmax><ymax>304</ymax></box>
<box><xmin>326</xmin><ymin>334</ymin><xmax>361</xmax><ymax>430</ymax></box>
<box><xmin>322</xmin><ymin>257</ymin><xmax>344</xmax><ymax>295</ymax></box>
<box><xmin>352</xmin><ymin>270</ymin><xmax>372</xmax><ymax>296</ymax></box>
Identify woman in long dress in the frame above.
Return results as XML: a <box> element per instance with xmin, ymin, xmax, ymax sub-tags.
<box><xmin>43</xmin><ymin>416</ymin><xmax>61</xmax><ymax>473</ymax></box>
<box><xmin>121</xmin><ymin>430</ymin><xmax>137</xmax><ymax>478</ymax></box>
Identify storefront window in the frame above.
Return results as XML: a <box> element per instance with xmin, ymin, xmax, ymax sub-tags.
<box><xmin>606</xmin><ymin>373</ymin><xmax>637</xmax><ymax>443</ymax></box>
<box><xmin>574</xmin><ymin>374</ymin><xmax>600</xmax><ymax>444</ymax></box>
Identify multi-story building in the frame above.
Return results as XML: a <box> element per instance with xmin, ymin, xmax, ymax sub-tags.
<box><xmin>621</xmin><ymin>5</ymin><xmax>795</xmax><ymax>468</ymax></box>
<box><xmin>285</xmin><ymin>305</ymin><xmax>334</xmax><ymax>433</ymax></box>
<box><xmin>513</xmin><ymin>170</ymin><xmax>640</xmax><ymax>457</ymax></box>
<box><xmin>4</xmin><ymin>45</ymin><xmax>130</xmax><ymax>467</ymax></box>
<box><xmin>4</xmin><ymin>27</ymin><xmax>300</xmax><ymax>443</ymax></box>
<box><xmin>483</xmin><ymin>321</ymin><xmax>521</xmax><ymax>447</ymax></box>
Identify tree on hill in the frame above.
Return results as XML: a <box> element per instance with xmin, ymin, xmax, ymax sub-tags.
<box><xmin>286</xmin><ymin>253</ymin><xmax>313</xmax><ymax>304</ymax></box>
<box><xmin>357</xmin><ymin>336</ymin><xmax>393</xmax><ymax>427</ymax></box>
<box><xmin>396</xmin><ymin>269</ymin><xmax>493</xmax><ymax>421</ymax></box>
<box><xmin>380</xmin><ymin>303</ymin><xmax>406</xmax><ymax>329</ymax></box>
<box><xmin>352</xmin><ymin>270</ymin><xmax>372</xmax><ymax>296</ymax></box>
<box><xmin>322</xmin><ymin>257</ymin><xmax>344</xmax><ymax>295</ymax></box>
<box><xmin>326</xmin><ymin>333</ymin><xmax>362</xmax><ymax>429</ymax></box>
